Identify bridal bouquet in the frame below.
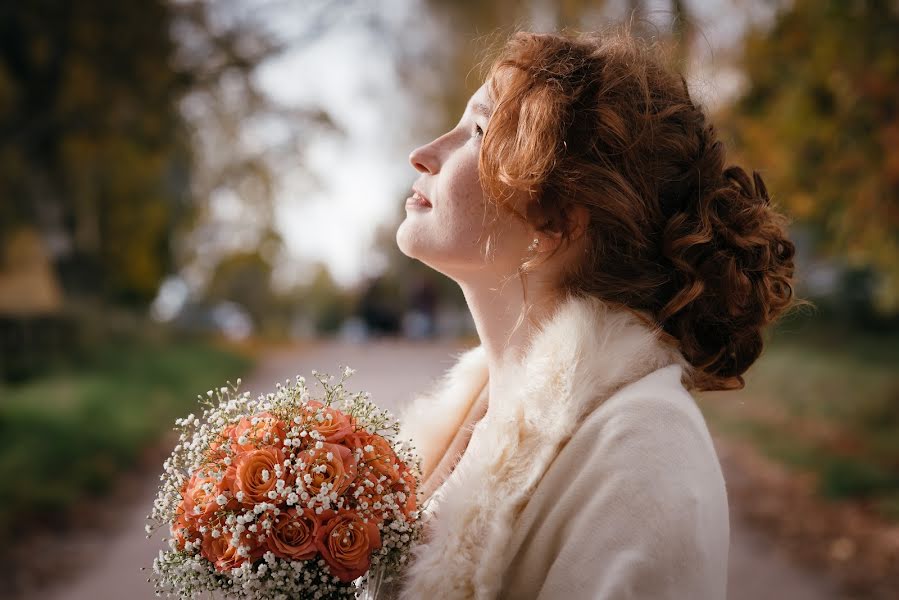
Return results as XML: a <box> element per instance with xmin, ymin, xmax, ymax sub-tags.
<box><xmin>146</xmin><ymin>366</ymin><xmax>422</xmax><ymax>599</ymax></box>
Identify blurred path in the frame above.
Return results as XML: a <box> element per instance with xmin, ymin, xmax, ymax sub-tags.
<box><xmin>22</xmin><ymin>339</ymin><xmax>843</xmax><ymax>600</ymax></box>
<box><xmin>23</xmin><ymin>338</ymin><xmax>466</xmax><ymax>600</ymax></box>
<box><xmin>723</xmin><ymin>447</ymin><xmax>844</xmax><ymax>600</ymax></box>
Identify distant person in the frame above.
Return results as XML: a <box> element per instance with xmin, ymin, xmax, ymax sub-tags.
<box><xmin>392</xmin><ymin>25</ymin><xmax>798</xmax><ymax>599</ymax></box>
<box><xmin>358</xmin><ymin>276</ymin><xmax>400</xmax><ymax>338</ymax></box>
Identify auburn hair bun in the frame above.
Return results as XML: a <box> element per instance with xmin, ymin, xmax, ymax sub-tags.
<box><xmin>480</xmin><ymin>27</ymin><xmax>797</xmax><ymax>391</ymax></box>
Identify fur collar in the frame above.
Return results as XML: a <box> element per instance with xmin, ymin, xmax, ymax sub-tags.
<box><xmin>395</xmin><ymin>294</ymin><xmax>690</xmax><ymax>599</ymax></box>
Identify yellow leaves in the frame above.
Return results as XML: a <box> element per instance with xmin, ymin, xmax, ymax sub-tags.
<box><xmin>58</xmin><ymin>57</ymin><xmax>100</xmax><ymax>112</ymax></box>
<box><xmin>879</xmin><ymin>120</ymin><xmax>899</xmax><ymax>187</ymax></box>
<box><xmin>787</xmin><ymin>192</ymin><xmax>816</xmax><ymax>220</ymax></box>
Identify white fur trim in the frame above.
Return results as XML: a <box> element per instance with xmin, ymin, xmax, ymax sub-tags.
<box><xmin>393</xmin><ymin>294</ymin><xmax>689</xmax><ymax>599</ymax></box>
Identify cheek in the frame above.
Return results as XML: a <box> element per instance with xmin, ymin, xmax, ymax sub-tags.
<box><xmin>439</xmin><ymin>153</ymin><xmax>487</xmax><ymax>233</ymax></box>
<box><xmin>396</xmin><ymin>157</ymin><xmax>490</xmax><ymax>265</ymax></box>
<box><xmin>425</xmin><ymin>202</ymin><xmax>488</xmax><ymax>258</ymax></box>
<box><xmin>396</xmin><ymin>143</ymin><xmax>536</xmax><ymax>276</ymax></box>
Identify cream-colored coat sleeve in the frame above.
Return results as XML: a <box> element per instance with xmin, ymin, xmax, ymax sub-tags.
<box><xmin>502</xmin><ymin>366</ymin><xmax>730</xmax><ymax>599</ymax></box>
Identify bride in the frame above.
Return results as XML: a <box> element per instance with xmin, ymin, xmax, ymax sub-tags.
<box><xmin>391</xmin><ymin>26</ymin><xmax>795</xmax><ymax>600</ymax></box>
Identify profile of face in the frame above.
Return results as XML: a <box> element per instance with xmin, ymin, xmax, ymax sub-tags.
<box><xmin>396</xmin><ymin>81</ymin><xmax>534</xmax><ymax>282</ymax></box>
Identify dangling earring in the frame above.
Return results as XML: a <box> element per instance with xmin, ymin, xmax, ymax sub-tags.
<box><xmin>528</xmin><ymin>237</ymin><xmax>540</xmax><ymax>252</ymax></box>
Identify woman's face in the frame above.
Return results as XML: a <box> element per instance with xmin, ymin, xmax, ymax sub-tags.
<box><xmin>396</xmin><ymin>81</ymin><xmax>533</xmax><ymax>281</ymax></box>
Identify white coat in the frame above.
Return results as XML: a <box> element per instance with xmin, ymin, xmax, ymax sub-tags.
<box><xmin>390</xmin><ymin>293</ymin><xmax>729</xmax><ymax>599</ymax></box>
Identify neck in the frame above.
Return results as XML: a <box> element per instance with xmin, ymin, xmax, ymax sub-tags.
<box><xmin>457</xmin><ymin>270</ymin><xmax>562</xmax><ymax>413</ymax></box>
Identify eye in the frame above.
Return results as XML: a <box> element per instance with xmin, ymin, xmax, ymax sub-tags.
<box><xmin>472</xmin><ymin>123</ymin><xmax>484</xmax><ymax>139</ymax></box>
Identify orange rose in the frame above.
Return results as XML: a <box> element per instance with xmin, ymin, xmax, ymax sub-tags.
<box><xmin>201</xmin><ymin>528</ymin><xmax>264</xmax><ymax>572</ymax></box>
<box><xmin>296</xmin><ymin>442</ymin><xmax>358</xmax><ymax>497</ymax></box>
<box><xmin>314</xmin><ymin>509</ymin><xmax>382</xmax><ymax>582</ymax></box>
<box><xmin>201</xmin><ymin>534</ymin><xmax>243</xmax><ymax>572</ymax></box>
<box><xmin>391</xmin><ymin>464</ymin><xmax>418</xmax><ymax>517</ymax></box>
<box><xmin>171</xmin><ymin>506</ymin><xmax>200</xmax><ymax>551</ymax></box>
<box><xmin>229</xmin><ymin>412</ymin><xmax>287</xmax><ymax>452</ymax></box>
<box><xmin>302</xmin><ymin>401</ymin><xmax>354</xmax><ymax>443</ymax></box>
<box><xmin>350</xmin><ymin>470</ymin><xmax>386</xmax><ymax>516</ymax></box>
<box><xmin>182</xmin><ymin>472</ymin><xmax>222</xmax><ymax>523</ymax></box>
<box><xmin>346</xmin><ymin>432</ymin><xmax>400</xmax><ymax>482</ymax></box>
<box><xmin>204</xmin><ymin>433</ymin><xmax>230</xmax><ymax>463</ymax></box>
<box><xmin>232</xmin><ymin>447</ymin><xmax>289</xmax><ymax>505</ymax></box>
<box><xmin>267</xmin><ymin>507</ymin><xmax>320</xmax><ymax>560</ymax></box>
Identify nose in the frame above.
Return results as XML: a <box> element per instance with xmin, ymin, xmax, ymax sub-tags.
<box><xmin>409</xmin><ymin>139</ymin><xmax>440</xmax><ymax>175</ymax></box>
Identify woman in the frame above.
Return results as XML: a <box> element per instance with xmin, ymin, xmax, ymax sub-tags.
<box><xmin>391</xmin><ymin>26</ymin><xmax>795</xmax><ymax>600</ymax></box>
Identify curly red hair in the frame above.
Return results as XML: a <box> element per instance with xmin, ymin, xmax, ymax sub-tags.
<box><xmin>479</xmin><ymin>27</ymin><xmax>797</xmax><ymax>392</ymax></box>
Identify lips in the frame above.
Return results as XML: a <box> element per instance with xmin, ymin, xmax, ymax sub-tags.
<box><xmin>407</xmin><ymin>189</ymin><xmax>432</xmax><ymax>208</ymax></box>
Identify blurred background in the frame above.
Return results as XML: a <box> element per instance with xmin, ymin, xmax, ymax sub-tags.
<box><xmin>0</xmin><ymin>0</ymin><xmax>897</xmax><ymax>598</ymax></box>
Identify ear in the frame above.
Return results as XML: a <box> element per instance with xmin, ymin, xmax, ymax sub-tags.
<box><xmin>566</xmin><ymin>204</ymin><xmax>590</xmax><ymax>243</ymax></box>
<box><xmin>538</xmin><ymin>204</ymin><xmax>589</xmax><ymax>252</ymax></box>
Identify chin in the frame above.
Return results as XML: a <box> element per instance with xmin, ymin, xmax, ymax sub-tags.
<box><xmin>396</xmin><ymin>222</ymin><xmax>494</xmax><ymax>281</ymax></box>
<box><xmin>395</xmin><ymin>227</ymin><xmax>445</xmax><ymax>274</ymax></box>
<box><xmin>395</xmin><ymin>220</ymin><xmax>419</xmax><ymax>260</ymax></box>
<box><xmin>397</xmin><ymin>219</ymin><xmax>438</xmax><ymax>258</ymax></box>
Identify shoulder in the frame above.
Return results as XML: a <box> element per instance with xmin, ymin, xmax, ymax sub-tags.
<box><xmin>569</xmin><ymin>364</ymin><xmax>728</xmax><ymax>518</ymax></box>
<box><xmin>507</xmin><ymin>365</ymin><xmax>729</xmax><ymax>598</ymax></box>
<box><xmin>589</xmin><ymin>364</ymin><xmax>721</xmax><ymax>466</ymax></box>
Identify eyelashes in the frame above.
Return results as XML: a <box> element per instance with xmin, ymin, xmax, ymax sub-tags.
<box><xmin>472</xmin><ymin>124</ymin><xmax>484</xmax><ymax>139</ymax></box>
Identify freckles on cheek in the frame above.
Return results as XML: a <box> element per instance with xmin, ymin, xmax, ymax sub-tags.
<box><xmin>445</xmin><ymin>191</ymin><xmax>487</xmax><ymax>237</ymax></box>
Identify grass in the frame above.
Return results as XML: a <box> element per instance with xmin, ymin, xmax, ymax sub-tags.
<box><xmin>698</xmin><ymin>324</ymin><xmax>899</xmax><ymax>521</ymax></box>
<box><xmin>0</xmin><ymin>336</ymin><xmax>253</xmax><ymax>538</ymax></box>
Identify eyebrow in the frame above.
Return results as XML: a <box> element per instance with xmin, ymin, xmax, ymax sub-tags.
<box><xmin>470</xmin><ymin>102</ymin><xmax>492</xmax><ymax>118</ymax></box>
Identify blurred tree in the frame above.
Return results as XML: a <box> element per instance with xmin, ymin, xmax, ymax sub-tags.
<box><xmin>171</xmin><ymin>1</ymin><xmax>347</xmax><ymax>299</ymax></box>
<box><xmin>203</xmin><ymin>248</ymin><xmax>275</xmax><ymax>333</ymax></box>
<box><xmin>298</xmin><ymin>263</ymin><xmax>354</xmax><ymax>334</ymax></box>
<box><xmin>0</xmin><ymin>0</ymin><xmax>200</xmax><ymax>304</ymax></box>
<box><xmin>0</xmin><ymin>0</ymin><xmax>345</xmax><ymax>308</ymax></box>
<box><xmin>719</xmin><ymin>0</ymin><xmax>899</xmax><ymax>312</ymax></box>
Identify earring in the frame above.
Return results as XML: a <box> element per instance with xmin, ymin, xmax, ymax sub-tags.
<box><xmin>528</xmin><ymin>237</ymin><xmax>539</xmax><ymax>251</ymax></box>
